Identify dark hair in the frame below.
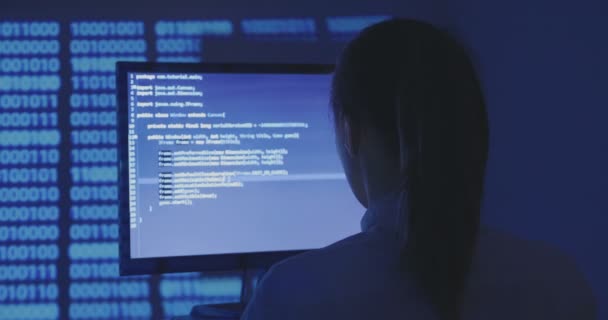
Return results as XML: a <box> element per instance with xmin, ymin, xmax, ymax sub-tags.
<box><xmin>331</xmin><ymin>19</ymin><xmax>489</xmax><ymax>320</ymax></box>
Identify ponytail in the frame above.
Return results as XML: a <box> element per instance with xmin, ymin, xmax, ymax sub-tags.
<box><xmin>397</xmin><ymin>85</ymin><xmax>481</xmax><ymax>320</ymax></box>
<box><xmin>332</xmin><ymin>18</ymin><xmax>488</xmax><ymax>320</ymax></box>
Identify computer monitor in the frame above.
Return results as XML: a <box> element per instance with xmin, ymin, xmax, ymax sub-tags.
<box><xmin>117</xmin><ymin>62</ymin><xmax>363</xmax><ymax>275</ymax></box>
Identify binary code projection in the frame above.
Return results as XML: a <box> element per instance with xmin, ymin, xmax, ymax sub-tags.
<box><xmin>155</xmin><ymin>20</ymin><xmax>233</xmax><ymax>62</ymax></box>
<box><xmin>68</xmin><ymin>21</ymin><xmax>152</xmax><ymax>319</ymax></box>
<box><xmin>0</xmin><ymin>21</ymin><xmax>61</xmax><ymax>319</ymax></box>
<box><xmin>0</xmin><ymin>16</ymin><xmax>387</xmax><ymax>319</ymax></box>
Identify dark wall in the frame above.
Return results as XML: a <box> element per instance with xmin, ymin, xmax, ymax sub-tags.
<box><xmin>446</xmin><ymin>0</ymin><xmax>607</xmax><ymax>317</ymax></box>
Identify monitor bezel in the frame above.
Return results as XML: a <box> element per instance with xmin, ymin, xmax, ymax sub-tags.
<box><xmin>117</xmin><ymin>62</ymin><xmax>335</xmax><ymax>276</ymax></box>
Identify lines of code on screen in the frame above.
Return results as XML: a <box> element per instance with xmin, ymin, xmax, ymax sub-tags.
<box><xmin>128</xmin><ymin>72</ymin><xmax>361</xmax><ymax>259</ymax></box>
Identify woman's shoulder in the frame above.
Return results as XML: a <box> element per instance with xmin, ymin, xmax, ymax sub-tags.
<box><xmin>253</xmin><ymin>230</ymin><xmax>402</xmax><ymax>296</ymax></box>
<box><xmin>242</xmin><ymin>231</ymin><xmax>427</xmax><ymax>319</ymax></box>
<box><xmin>475</xmin><ymin>226</ymin><xmax>581</xmax><ymax>274</ymax></box>
<box><xmin>269</xmin><ymin>230</ymin><xmax>397</xmax><ymax>278</ymax></box>
<box><xmin>470</xmin><ymin>226</ymin><xmax>596</xmax><ymax>319</ymax></box>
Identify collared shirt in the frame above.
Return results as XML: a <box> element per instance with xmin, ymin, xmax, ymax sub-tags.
<box><xmin>241</xmin><ymin>193</ymin><xmax>596</xmax><ymax>320</ymax></box>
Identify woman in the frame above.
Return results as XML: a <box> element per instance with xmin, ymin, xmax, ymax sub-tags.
<box><xmin>241</xmin><ymin>18</ymin><xmax>596</xmax><ymax>320</ymax></box>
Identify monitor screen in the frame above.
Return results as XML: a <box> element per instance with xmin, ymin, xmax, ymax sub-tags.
<box><xmin>124</xmin><ymin>66</ymin><xmax>363</xmax><ymax>260</ymax></box>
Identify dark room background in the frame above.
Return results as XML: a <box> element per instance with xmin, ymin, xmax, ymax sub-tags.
<box><xmin>0</xmin><ymin>0</ymin><xmax>605</xmax><ymax>319</ymax></box>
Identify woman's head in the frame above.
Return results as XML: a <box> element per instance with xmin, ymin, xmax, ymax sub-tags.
<box><xmin>331</xmin><ymin>19</ymin><xmax>489</xmax><ymax>319</ymax></box>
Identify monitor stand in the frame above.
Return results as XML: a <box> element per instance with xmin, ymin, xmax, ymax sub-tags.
<box><xmin>175</xmin><ymin>268</ymin><xmax>264</xmax><ymax>320</ymax></box>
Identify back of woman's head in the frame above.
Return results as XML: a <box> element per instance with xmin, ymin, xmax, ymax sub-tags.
<box><xmin>331</xmin><ymin>19</ymin><xmax>489</xmax><ymax>320</ymax></box>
